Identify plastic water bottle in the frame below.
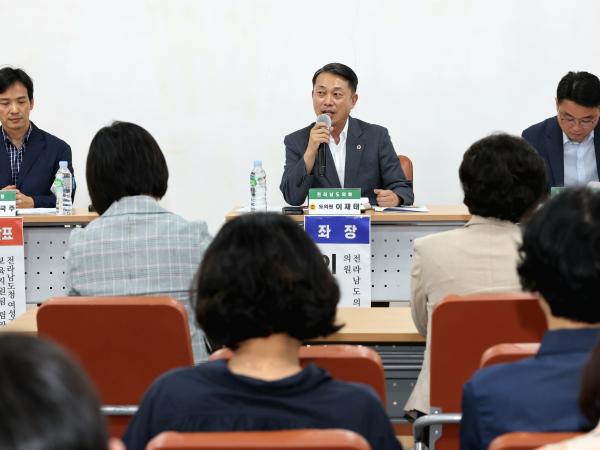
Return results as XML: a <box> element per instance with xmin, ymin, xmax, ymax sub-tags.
<box><xmin>53</xmin><ymin>161</ymin><xmax>73</xmax><ymax>215</ymax></box>
<box><xmin>250</xmin><ymin>160</ymin><xmax>267</xmax><ymax>212</ymax></box>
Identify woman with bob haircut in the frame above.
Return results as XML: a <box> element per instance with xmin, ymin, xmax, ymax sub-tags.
<box><xmin>406</xmin><ymin>133</ymin><xmax>547</xmax><ymax>415</ymax></box>
<box><xmin>123</xmin><ymin>213</ymin><xmax>401</xmax><ymax>450</ymax></box>
<box><xmin>65</xmin><ymin>121</ymin><xmax>212</xmax><ymax>362</ymax></box>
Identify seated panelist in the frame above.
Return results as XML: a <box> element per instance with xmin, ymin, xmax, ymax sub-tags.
<box><xmin>280</xmin><ymin>62</ymin><xmax>414</xmax><ymax>207</ymax></box>
<box><xmin>522</xmin><ymin>71</ymin><xmax>600</xmax><ymax>188</ymax></box>
<box><xmin>0</xmin><ymin>67</ymin><xmax>74</xmax><ymax>208</ymax></box>
<box><xmin>65</xmin><ymin>121</ymin><xmax>212</xmax><ymax>363</ymax></box>
<box><xmin>123</xmin><ymin>213</ymin><xmax>401</xmax><ymax>450</ymax></box>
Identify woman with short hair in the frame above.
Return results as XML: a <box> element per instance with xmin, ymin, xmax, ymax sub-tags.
<box><xmin>66</xmin><ymin>121</ymin><xmax>212</xmax><ymax>362</ymax></box>
<box><xmin>123</xmin><ymin>213</ymin><xmax>401</xmax><ymax>450</ymax></box>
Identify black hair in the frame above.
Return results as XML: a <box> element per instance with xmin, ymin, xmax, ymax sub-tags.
<box><xmin>194</xmin><ymin>213</ymin><xmax>342</xmax><ymax>349</ymax></box>
<box><xmin>579</xmin><ymin>341</ymin><xmax>600</xmax><ymax>425</ymax></box>
<box><xmin>312</xmin><ymin>63</ymin><xmax>358</xmax><ymax>93</ymax></box>
<box><xmin>0</xmin><ymin>67</ymin><xmax>34</xmax><ymax>101</ymax></box>
<box><xmin>518</xmin><ymin>188</ymin><xmax>600</xmax><ymax>323</ymax></box>
<box><xmin>0</xmin><ymin>334</ymin><xmax>108</xmax><ymax>450</ymax></box>
<box><xmin>86</xmin><ymin>121</ymin><xmax>168</xmax><ymax>215</ymax></box>
<box><xmin>557</xmin><ymin>71</ymin><xmax>600</xmax><ymax>108</ymax></box>
<box><xmin>459</xmin><ymin>133</ymin><xmax>547</xmax><ymax>222</ymax></box>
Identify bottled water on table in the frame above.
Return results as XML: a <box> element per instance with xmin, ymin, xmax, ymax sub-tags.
<box><xmin>250</xmin><ymin>160</ymin><xmax>267</xmax><ymax>212</ymax></box>
<box><xmin>53</xmin><ymin>161</ymin><xmax>73</xmax><ymax>215</ymax></box>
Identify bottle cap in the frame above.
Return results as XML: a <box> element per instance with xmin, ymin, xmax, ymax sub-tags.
<box><xmin>253</xmin><ymin>160</ymin><xmax>262</xmax><ymax>167</ymax></box>
<box><xmin>59</xmin><ymin>161</ymin><xmax>68</xmax><ymax>168</ymax></box>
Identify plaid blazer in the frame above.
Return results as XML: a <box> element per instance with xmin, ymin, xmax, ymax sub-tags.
<box><xmin>66</xmin><ymin>195</ymin><xmax>212</xmax><ymax>362</ymax></box>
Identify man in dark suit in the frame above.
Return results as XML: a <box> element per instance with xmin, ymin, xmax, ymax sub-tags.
<box><xmin>280</xmin><ymin>63</ymin><xmax>413</xmax><ymax>207</ymax></box>
<box><xmin>0</xmin><ymin>67</ymin><xmax>74</xmax><ymax>208</ymax></box>
<box><xmin>522</xmin><ymin>71</ymin><xmax>600</xmax><ymax>188</ymax></box>
<box><xmin>460</xmin><ymin>188</ymin><xmax>600</xmax><ymax>450</ymax></box>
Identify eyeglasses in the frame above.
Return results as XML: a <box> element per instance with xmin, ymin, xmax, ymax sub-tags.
<box><xmin>558</xmin><ymin>113</ymin><xmax>598</xmax><ymax>129</ymax></box>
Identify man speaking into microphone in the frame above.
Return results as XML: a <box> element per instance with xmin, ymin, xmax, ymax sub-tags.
<box><xmin>280</xmin><ymin>63</ymin><xmax>413</xmax><ymax>207</ymax></box>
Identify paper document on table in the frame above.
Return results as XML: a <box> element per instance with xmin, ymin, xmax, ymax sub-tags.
<box><xmin>17</xmin><ymin>208</ymin><xmax>57</xmax><ymax>215</ymax></box>
<box><xmin>236</xmin><ymin>206</ymin><xmax>287</xmax><ymax>213</ymax></box>
<box><xmin>373</xmin><ymin>205</ymin><xmax>429</xmax><ymax>212</ymax></box>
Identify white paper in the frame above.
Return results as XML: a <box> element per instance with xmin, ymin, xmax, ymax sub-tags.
<box><xmin>373</xmin><ymin>205</ymin><xmax>430</xmax><ymax>212</ymax></box>
<box><xmin>17</xmin><ymin>208</ymin><xmax>57</xmax><ymax>215</ymax></box>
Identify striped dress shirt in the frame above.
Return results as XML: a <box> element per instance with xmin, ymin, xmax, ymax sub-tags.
<box><xmin>2</xmin><ymin>124</ymin><xmax>32</xmax><ymax>185</ymax></box>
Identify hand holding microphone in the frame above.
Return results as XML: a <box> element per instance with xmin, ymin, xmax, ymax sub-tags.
<box><xmin>316</xmin><ymin>114</ymin><xmax>332</xmax><ymax>177</ymax></box>
<box><xmin>304</xmin><ymin>114</ymin><xmax>331</xmax><ymax>177</ymax></box>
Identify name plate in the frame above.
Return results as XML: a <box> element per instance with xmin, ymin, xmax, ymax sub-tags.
<box><xmin>0</xmin><ymin>217</ymin><xmax>26</xmax><ymax>324</ymax></box>
<box><xmin>305</xmin><ymin>215</ymin><xmax>371</xmax><ymax>307</ymax></box>
<box><xmin>0</xmin><ymin>191</ymin><xmax>17</xmax><ymax>217</ymax></box>
<box><xmin>308</xmin><ymin>188</ymin><xmax>361</xmax><ymax>215</ymax></box>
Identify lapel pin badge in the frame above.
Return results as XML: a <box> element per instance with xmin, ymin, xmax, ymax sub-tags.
<box><xmin>357</xmin><ymin>144</ymin><xmax>362</xmax><ymax>150</ymax></box>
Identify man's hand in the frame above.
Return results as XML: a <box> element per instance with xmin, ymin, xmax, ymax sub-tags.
<box><xmin>16</xmin><ymin>191</ymin><xmax>34</xmax><ymax>209</ymax></box>
<box><xmin>303</xmin><ymin>122</ymin><xmax>331</xmax><ymax>173</ymax></box>
<box><xmin>2</xmin><ymin>186</ymin><xmax>34</xmax><ymax>208</ymax></box>
<box><xmin>374</xmin><ymin>189</ymin><xmax>401</xmax><ymax>207</ymax></box>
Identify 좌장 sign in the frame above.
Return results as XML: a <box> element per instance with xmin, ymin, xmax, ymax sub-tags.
<box><xmin>304</xmin><ymin>215</ymin><xmax>371</xmax><ymax>307</ymax></box>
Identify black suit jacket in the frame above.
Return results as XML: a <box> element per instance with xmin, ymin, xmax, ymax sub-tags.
<box><xmin>280</xmin><ymin>116</ymin><xmax>414</xmax><ymax>206</ymax></box>
<box><xmin>522</xmin><ymin>116</ymin><xmax>600</xmax><ymax>187</ymax></box>
<box><xmin>0</xmin><ymin>122</ymin><xmax>74</xmax><ymax>207</ymax></box>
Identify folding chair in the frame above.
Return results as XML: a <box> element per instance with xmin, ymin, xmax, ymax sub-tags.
<box><xmin>146</xmin><ymin>429</ymin><xmax>371</xmax><ymax>450</ymax></box>
<box><xmin>413</xmin><ymin>293</ymin><xmax>547</xmax><ymax>450</ymax></box>
<box><xmin>488</xmin><ymin>431</ymin><xmax>583</xmax><ymax>450</ymax></box>
<box><xmin>398</xmin><ymin>154</ymin><xmax>413</xmax><ymax>186</ymax></box>
<box><xmin>37</xmin><ymin>296</ymin><xmax>194</xmax><ymax>437</ymax></box>
<box><xmin>480</xmin><ymin>343</ymin><xmax>541</xmax><ymax>368</ymax></box>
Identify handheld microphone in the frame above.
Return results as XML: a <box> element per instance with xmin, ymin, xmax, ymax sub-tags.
<box><xmin>316</xmin><ymin>114</ymin><xmax>331</xmax><ymax>177</ymax></box>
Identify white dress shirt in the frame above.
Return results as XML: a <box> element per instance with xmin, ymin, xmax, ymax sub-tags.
<box><xmin>563</xmin><ymin>131</ymin><xmax>598</xmax><ymax>186</ymax></box>
<box><xmin>329</xmin><ymin>119</ymin><xmax>349</xmax><ymax>187</ymax></box>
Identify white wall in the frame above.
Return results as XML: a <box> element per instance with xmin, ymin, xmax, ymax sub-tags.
<box><xmin>2</xmin><ymin>0</ymin><xmax>599</xmax><ymax>232</ymax></box>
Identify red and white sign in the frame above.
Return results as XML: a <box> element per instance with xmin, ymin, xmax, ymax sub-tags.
<box><xmin>0</xmin><ymin>218</ymin><xmax>25</xmax><ymax>325</ymax></box>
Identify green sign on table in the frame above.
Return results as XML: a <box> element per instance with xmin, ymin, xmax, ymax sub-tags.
<box><xmin>0</xmin><ymin>190</ymin><xmax>16</xmax><ymax>217</ymax></box>
<box><xmin>308</xmin><ymin>188</ymin><xmax>362</xmax><ymax>215</ymax></box>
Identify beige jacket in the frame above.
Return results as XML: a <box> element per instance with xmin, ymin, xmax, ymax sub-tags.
<box><xmin>404</xmin><ymin>215</ymin><xmax>522</xmax><ymax>413</ymax></box>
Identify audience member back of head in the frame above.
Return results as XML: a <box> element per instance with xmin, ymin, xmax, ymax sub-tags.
<box><xmin>0</xmin><ymin>334</ymin><xmax>123</xmax><ymax>450</ymax></box>
<box><xmin>65</xmin><ymin>121</ymin><xmax>212</xmax><ymax>362</ymax></box>
<box><xmin>406</xmin><ymin>133</ymin><xmax>547</xmax><ymax>414</ymax></box>
<box><xmin>460</xmin><ymin>187</ymin><xmax>600</xmax><ymax>450</ymax></box>
<box><xmin>123</xmin><ymin>212</ymin><xmax>401</xmax><ymax>450</ymax></box>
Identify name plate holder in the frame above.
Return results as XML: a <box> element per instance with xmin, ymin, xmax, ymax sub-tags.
<box><xmin>308</xmin><ymin>188</ymin><xmax>361</xmax><ymax>215</ymax></box>
<box><xmin>0</xmin><ymin>191</ymin><xmax>16</xmax><ymax>217</ymax></box>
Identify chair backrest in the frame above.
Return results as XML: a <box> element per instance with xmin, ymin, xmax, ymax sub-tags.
<box><xmin>37</xmin><ymin>296</ymin><xmax>194</xmax><ymax>436</ymax></box>
<box><xmin>488</xmin><ymin>431</ymin><xmax>583</xmax><ymax>450</ymax></box>
<box><xmin>398</xmin><ymin>155</ymin><xmax>413</xmax><ymax>183</ymax></box>
<box><xmin>480</xmin><ymin>343</ymin><xmax>541</xmax><ymax>369</ymax></box>
<box><xmin>210</xmin><ymin>344</ymin><xmax>386</xmax><ymax>404</ymax></box>
<box><xmin>147</xmin><ymin>429</ymin><xmax>371</xmax><ymax>450</ymax></box>
<box><xmin>429</xmin><ymin>293</ymin><xmax>547</xmax><ymax>450</ymax></box>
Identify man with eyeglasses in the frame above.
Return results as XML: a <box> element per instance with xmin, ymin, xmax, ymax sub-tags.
<box><xmin>522</xmin><ymin>71</ymin><xmax>600</xmax><ymax>188</ymax></box>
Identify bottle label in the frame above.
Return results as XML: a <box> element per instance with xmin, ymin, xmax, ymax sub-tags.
<box><xmin>51</xmin><ymin>179</ymin><xmax>63</xmax><ymax>195</ymax></box>
<box><xmin>250</xmin><ymin>176</ymin><xmax>257</xmax><ymax>187</ymax></box>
